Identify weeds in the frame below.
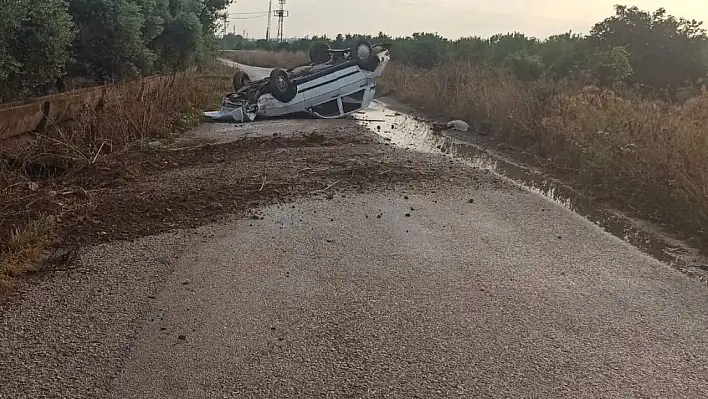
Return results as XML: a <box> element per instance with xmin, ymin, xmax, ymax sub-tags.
<box><xmin>0</xmin><ymin>61</ymin><xmax>234</xmax><ymax>283</ymax></box>
<box><xmin>0</xmin><ymin>216</ymin><xmax>54</xmax><ymax>288</ymax></box>
<box><xmin>381</xmin><ymin>61</ymin><xmax>708</xmax><ymax>241</ymax></box>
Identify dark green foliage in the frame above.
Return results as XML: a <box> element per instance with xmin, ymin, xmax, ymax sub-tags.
<box><xmin>536</xmin><ymin>33</ymin><xmax>586</xmax><ymax>79</ymax></box>
<box><xmin>590</xmin><ymin>46</ymin><xmax>634</xmax><ymax>88</ymax></box>
<box><xmin>0</xmin><ymin>0</ymin><xmax>231</xmax><ymax>102</ymax></box>
<box><xmin>589</xmin><ymin>5</ymin><xmax>708</xmax><ymax>93</ymax></box>
<box><xmin>69</xmin><ymin>0</ymin><xmax>156</xmax><ymax>81</ymax></box>
<box><xmin>503</xmin><ymin>51</ymin><xmax>545</xmax><ymax>81</ymax></box>
<box><xmin>0</xmin><ymin>0</ymin><xmax>75</xmax><ymax>102</ymax></box>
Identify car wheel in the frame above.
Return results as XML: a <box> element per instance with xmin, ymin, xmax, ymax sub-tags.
<box><xmin>309</xmin><ymin>42</ymin><xmax>331</xmax><ymax>65</ymax></box>
<box><xmin>232</xmin><ymin>71</ymin><xmax>251</xmax><ymax>91</ymax></box>
<box><xmin>268</xmin><ymin>68</ymin><xmax>297</xmax><ymax>103</ymax></box>
<box><xmin>351</xmin><ymin>39</ymin><xmax>379</xmax><ymax>72</ymax></box>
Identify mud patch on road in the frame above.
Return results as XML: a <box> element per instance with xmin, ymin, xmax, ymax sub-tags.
<box><xmin>2</xmin><ymin>124</ymin><xmax>491</xmax><ymax>250</ymax></box>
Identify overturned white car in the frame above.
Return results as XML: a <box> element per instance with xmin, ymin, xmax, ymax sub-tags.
<box><xmin>205</xmin><ymin>40</ymin><xmax>390</xmax><ymax>122</ymax></box>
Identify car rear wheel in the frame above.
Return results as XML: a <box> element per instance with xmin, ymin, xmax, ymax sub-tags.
<box><xmin>309</xmin><ymin>42</ymin><xmax>331</xmax><ymax>65</ymax></box>
<box><xmin>268</xmin><ymin>68</ymin><xmax>297</xmax><ymax>103</ymax></box>
<box><xmin>350</xmin><ymin>39</ymin><xmax>379</xmax><ymax>72</ymax></box>
<box><xmin>232</xmin><ymin>71</ymin><xmax>251</xmax><ymax>91</ymax></box>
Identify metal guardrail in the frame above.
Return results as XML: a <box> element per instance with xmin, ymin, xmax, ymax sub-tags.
<box><xmin>0</xmin><ymin>74</ymin><xmax>181</xmax><ymax>141</ymax></box>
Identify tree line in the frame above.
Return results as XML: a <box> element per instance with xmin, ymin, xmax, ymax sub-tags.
<box><xmin>221</xmin><ymin>6</ymin><xmax>708</xmax><ymax>98</ymax></box>
<box><xmin>0</xmin><ymin>0</ymin><xmax>232</xmax><ymax>103</ymax></box>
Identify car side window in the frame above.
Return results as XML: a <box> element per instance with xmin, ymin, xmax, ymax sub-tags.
<box><xmin>341</xmin><ymin>90</ymin><xmax>365</xmax><ymax>113</ymax></box>
<box><xmin>311</xmin><ymin>99</ymin><xmax>341</xmax><ymax>117</ymax></box>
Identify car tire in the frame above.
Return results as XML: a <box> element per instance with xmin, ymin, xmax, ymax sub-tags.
<box><xmin>232</xmin><ymin>71</ymin><xmax>251</xmax><ymax>91</ymax></box>
<box><xmin>309</xmin><ymin>42</ymin><xmax>331</xmax><ymax>65</ymax></box>
<box><xmin>268</xmin><ymin>68</ymin><xmax>297</xmax><ymax>103</ymax></box>
<box><xmin>351</xmin><ymin>39</ymin><xmax>379</xmax><ymax>72</ymax></box>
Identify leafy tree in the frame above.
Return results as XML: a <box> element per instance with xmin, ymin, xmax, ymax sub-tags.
<box><xmin>450</xmin><ymin>37</ymin><xmax>489</xmax><ymax>63</ymax></box>
<box><xmin>536</xmin><ymin>33</ymin><xmax>587</xmax><ymax>79</ymax></box>
<box><xmin>589</xmin><ymin>5</ymin><xmax>708</xmax><ymax>92</ymax></box>
<box><xmin>220</xmin><ymin>33</ymin><xmax>246</xmax><ymax>50</ymax></box>
<box><xmin>592</xmin><ymin>47</ymin><xmax>634</xmax><ymax>87</ymax></box>
<box><xmin>503</xmin><ymin>51</ymin><xmax>545</xmax><ymax>81</ymax></box>
<box><xmin>408</xmin><ymin>33</ymin><xmax>448</xmax><ymax>69</ymax></box>
<box><xmin>155</xmin><ymin>11</ymin><xmax>204</xmax><ymax>70</ymax></box>
<box><xmin>489</xmin><ymin>33</ymin><xmax>538</xmax><ymax>64</ymax></box>
<box><xmin>591</xmin><ymin>46</ymin><xmax>634</xmax><ymax>87</ymax></box>
<box><xmin>0</xmin><ymin>0</ymin><xmax>74</xmax><ymax>101</ymax></box>
<box><xmin>69</xmin><ymin>0</ymin><xmax>157</xmax><ymax>81</ymax></box>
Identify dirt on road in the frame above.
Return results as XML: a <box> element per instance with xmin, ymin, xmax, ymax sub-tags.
<box><xmin>1</xmin><ymin>118</ymin><xmax>494</xmax><ymax>274</ymax></box>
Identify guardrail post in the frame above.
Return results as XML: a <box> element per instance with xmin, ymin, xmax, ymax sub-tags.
<box><xmin>37</xmin><ymin>101</ymin><xmax>51</xmax><ymax>130</ymax></box>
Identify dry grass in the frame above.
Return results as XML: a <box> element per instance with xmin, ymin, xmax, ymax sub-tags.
<box><xmin>381</xmin><ymin>61</ymin><xmax>708</xmax><ymax>240</ymax></box>
<box><xmin>0</xmin><ymin>216</ymin><xmax>54</xmax><ymax>288</ymax></box>
<box><xmin>221</xmin><ymin>50</ymin><xmax>309</xmax><ymax>69</ymax></box>
<box><xmin>0</xmin><ymin>61</ymin><xmax>234</xmax><ymax>282</ymax></box>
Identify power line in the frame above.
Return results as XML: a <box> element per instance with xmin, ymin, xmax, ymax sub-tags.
<box><xmin>229</xmin><ymin>11</ymin><xmax>269</xmax><ymax>15</ymax></box>
<box><xmin>230</xmin><ymin>15</ymin><xmax>268</xmax><ymax>20</ymax></box>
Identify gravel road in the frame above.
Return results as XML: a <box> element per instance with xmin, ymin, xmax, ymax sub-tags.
<box><xmin>1</xmin><ymin>95</ymin><xmax>707</xmax><ymax>398</ymax></box>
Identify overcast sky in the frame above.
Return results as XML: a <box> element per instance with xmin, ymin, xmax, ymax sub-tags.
<box><xmin>225</xmin><ymin>1</ymin><xmax>708</xmax><ymax>40</ymax></box>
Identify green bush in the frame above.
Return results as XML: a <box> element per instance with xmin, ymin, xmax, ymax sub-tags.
<box><xmin>0</xmin><ymin>0</ymin><xmax>75</xmax><ymax>101</ymax></box>
<box><xmin>503</xmin><ymin>51</ymin><xmax>545</xmax><ymax>81</ymax></box>
<box><xmin>591</xmin><ymin>47</ymin><xmax>634</xmax><ymax>87</ymax></box>
<box><xmin>0</xmin><ymin>0</ymin><xmax>232</xmax><ymax>102</ymax></box>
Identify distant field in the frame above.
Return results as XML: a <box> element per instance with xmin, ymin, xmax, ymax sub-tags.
<box><xmin>221</xmin><ymin>50</ymin><xmax>309</xmax><ymax>70</ymax></box>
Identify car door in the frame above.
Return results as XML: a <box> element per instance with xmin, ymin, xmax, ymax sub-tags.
<box><xmin>299</xmin><ymin>67</ymin><xmax>345</xmax><ymax>110</ymax></box>
<box><xmin>336</xmin><ymin>66</ymin><xmax>368</xmax><ymax>100</ymax></box>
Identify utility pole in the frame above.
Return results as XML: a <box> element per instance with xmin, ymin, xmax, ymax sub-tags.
<box><xmin>265</xmin><ymin>0</ymin><xmax>273</xmax><ymax>41</ymax></box>
<box><xmin>276</xmin><ymin>0</ymin><xmax>288</xmax><ymax>43</ymax></box>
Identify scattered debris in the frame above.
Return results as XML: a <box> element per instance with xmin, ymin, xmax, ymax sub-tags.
<box><xmin>447</xmin><ymin>120</ymin><xmax>470</xmax><ymax>132</ymax></box>
<box><xmin>147</xmin><ymin>140</ymin><xmax>164</xmax><ymax>149</ymax></box>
